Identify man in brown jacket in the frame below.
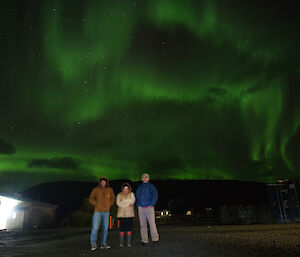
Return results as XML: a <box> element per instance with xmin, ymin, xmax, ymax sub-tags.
<box><xmin>89</xmin><ymin>177</ymin><xmax>115</xmax><ymax>250</ymax></box>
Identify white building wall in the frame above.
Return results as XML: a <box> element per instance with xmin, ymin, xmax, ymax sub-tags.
<box><xmin>6</xmin><ymin>210</ymin><xmax>25</xmax><ymax>230</ymax></box>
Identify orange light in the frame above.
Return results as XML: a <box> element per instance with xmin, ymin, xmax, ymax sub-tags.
<box><xmin>109</xmin><ymin>216</ymin><xmax>112</xmax><ymax>229</ymax></box>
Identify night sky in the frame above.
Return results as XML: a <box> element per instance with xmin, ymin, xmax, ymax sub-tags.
<box><xmin>1</xmin><ymin>0</ymin><xmax>299</xmax><ymax>192</ymax></box>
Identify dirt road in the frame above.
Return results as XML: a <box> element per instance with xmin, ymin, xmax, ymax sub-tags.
<box><xmin>1</xmin><ymin>224</ymin><xmax>300</xmax><ymax>257</ymax></box>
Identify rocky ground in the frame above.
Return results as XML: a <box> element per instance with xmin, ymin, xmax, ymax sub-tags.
<box><xmin>1</xmin><ymin>223</ymin><xmax>300</xmax><ymax>257</ymax></box>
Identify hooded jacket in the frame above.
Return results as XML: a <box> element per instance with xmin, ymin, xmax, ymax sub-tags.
<box><xmin>116</xmin><ymin>183</ymin><xmax>136</xmax><ymax>218</ymax></box>
<box><xmin>89</xmin><ymin>177</ymin><xmax>115</xmax><ymax>212</ymax></box>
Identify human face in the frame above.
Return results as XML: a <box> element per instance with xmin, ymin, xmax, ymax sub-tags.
<box><xmin>142</xmin><ymin>176</ymin><xmax>149</xmax><ymax>183</ymax></box>
<box><xmin>100</xmin><ymin>179</ymin><xmax>107</xmax><ymax>187</ymax></box>
<box><xmin>122</xmin><ymin>186</ymin><xmax>129</xmax><ymax>194</ymax></box>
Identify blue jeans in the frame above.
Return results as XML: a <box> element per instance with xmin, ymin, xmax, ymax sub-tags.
<box><xmin>90</xmin><ymin>211</ymin><xmax>110</xmax><ymax>246</ymax></box>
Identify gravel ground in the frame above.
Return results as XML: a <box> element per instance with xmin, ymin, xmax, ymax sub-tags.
<box><xmin>1</xmin><ymin>224</ymin><xmax>300</xmax><ymax>257</ymax></box>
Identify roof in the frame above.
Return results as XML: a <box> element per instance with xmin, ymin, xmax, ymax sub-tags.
<box><xmin>0</xmin><ymin>193</ymin><xmax>58</xmax><ymax>208</ymax></box>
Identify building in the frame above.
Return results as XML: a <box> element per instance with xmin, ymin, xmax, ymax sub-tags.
<box><xmin>0</xmin><ymin>194</ymin><xmax>57</xmax><ymax>230</ymax></box>
<box><xmin>267</xmin><ymin>179</ymin><xmax>300</xmax><ymax>223</ymax></box>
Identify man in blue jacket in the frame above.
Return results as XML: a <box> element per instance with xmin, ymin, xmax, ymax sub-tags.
<box><xmin>136</xmin><ymin>173</ymin><xmax>159</xmax><ymax>246</ymax></box>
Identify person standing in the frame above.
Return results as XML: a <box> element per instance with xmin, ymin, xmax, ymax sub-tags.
<box><xmin>89</xmin><ymin>176</ymin><xmax>115</xmax><ymax>250</ymax></box>
<box><xmin>116</xmin><ymin>183</ymin><xmax>136</xmax><ymax>247</ymax></box>
<box><xmin>136</xmin><ymin>173</ymin><xmax>159</xmax><ymax>246</ymax></box>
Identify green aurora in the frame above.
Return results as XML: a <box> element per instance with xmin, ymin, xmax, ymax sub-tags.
<box><xmin>0</xmin><ymin>0</ymin><xmax>299</xmax><ymax>192</ymax></box>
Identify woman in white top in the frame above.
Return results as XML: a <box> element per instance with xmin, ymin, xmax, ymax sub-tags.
<box><xmin>116</xmin><ymin>183</ymin><xmax>135</xmax><ymax>247</ymax></box>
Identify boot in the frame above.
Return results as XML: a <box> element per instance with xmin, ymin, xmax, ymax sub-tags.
<box><xmin>127</xmin><ymin>233</ymin><xmax>132</xmax><ymax>247</ymax></box>
<box><xmin>119</xmin><ymin>233</ymin><xmax>124</xmax><ymax>247</ymax></box>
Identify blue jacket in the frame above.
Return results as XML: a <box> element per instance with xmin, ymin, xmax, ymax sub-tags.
<box><xmin>136</xmin><ymin>182</ymin><xmax>158</xmax><ymax>207</ymax></box>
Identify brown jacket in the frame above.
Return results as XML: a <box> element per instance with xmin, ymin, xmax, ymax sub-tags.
<box><xmin>89</xmin><ymin>186</ymin><xmax>115</xmax><ymax>212</ymax></box>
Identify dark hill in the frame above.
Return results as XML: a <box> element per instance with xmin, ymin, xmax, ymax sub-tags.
<box><xmin>21</xmin><ymin>179</ymin><xmax>268</xmax><ymax>221</ymax></box>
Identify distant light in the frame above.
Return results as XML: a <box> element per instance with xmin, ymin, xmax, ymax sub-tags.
<box><xmin>0</xmin><ymin>196</ymin><xmax>21</xmax><ymax>230</ymax></box>
<box><xmin>160</xmin><ymin>210</ymin><xmax>171</xmax><ymax>216</ymax></box>
<box><xmin>186</xmin><ymin>210</ymin><xmax>192</xmax><ymax>216</ymax></box>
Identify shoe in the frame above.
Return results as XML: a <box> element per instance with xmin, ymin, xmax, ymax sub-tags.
<box><xmin>141</xmin><ymin>242</ymin><xmax>148</xmax><ymax>246</ymax></box>
<box><xmin>153</xmin><ymin>241</ymin><xmax>159</xmax><ymax>246</ymax></box>
<box><xmin>91</xmin><ymin>245</ymin><xmax>97</xmax><ymax>251</ymax></box>
<box><xmin>101</xmin><ymin>244</ymin><xmax>111</xmax><ymax>250</ymax></box>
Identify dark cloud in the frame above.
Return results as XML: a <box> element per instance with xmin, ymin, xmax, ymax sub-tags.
<box><xmin>0</xmin><ymin>138</ymin><xmax>16</xmax><ymax>155</ymax></box>
<box><xmin>28</xmin><ymin>157</ymin><xmax>78</xmax><ymax>170</ymax></box>
<box><xmin>208</xmin><ymin>88</ymin><xmax>230</xmax><ymax>98</ymax></box>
